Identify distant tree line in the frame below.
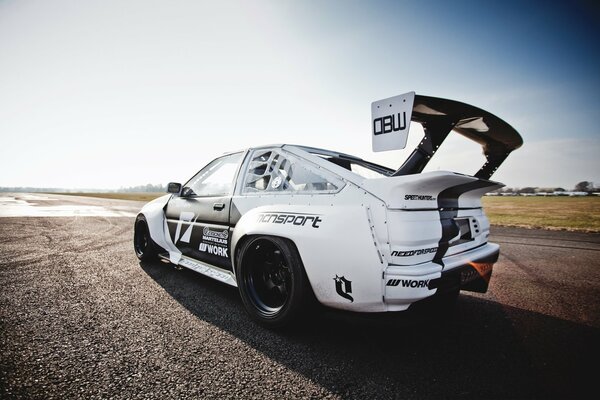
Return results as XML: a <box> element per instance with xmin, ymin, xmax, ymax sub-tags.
<box><xmin>0</xmin><ymin>187</ymin><xmax>68</xmax><ymax>193</ymax></box>
<box><xmin>1</xmin><ymin>181</ymin><xmax>597</xmax><ymax>195</ymax></box>
<box><xmin>0</xmin><ymin>184</ymin><xmax>166</xmax><ymax>193</ymax></box>
<box><xmin>117</xmin><ymin>184</ymin><xmax>166</xmax><ymax>193</ymax></box>
<box><xmin>491</xmin><ymin>181</ymin><xmax>597</xmax><ymax>195</ymax></box>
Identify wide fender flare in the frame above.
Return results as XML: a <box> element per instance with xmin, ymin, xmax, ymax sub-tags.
<box><xmin>138</xmin><ymin>194</ymin><xmax>181</xmax><ymax>263</ymax></box>
<box><xmin>231</xmin><ymin>204</ymin><xmax>386</xmax><ymax>312</ymax></box>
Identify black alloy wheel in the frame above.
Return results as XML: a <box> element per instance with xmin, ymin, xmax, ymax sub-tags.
<box><xmin>236</xmin><ymin>236</ymin><xmax>309</xmax><ymax>327</ymax></box>
<box><xmin>134</xmin><ymin>215</ymin><xmax>157</xmax><ymax>261</ymax></box>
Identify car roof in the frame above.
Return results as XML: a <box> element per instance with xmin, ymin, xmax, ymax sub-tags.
<box><xmin>223</xmin><ymin>144</ymin><xmax>394</xmax><ymax>181</ymax></box>
<box><xmin>244</xmin><ymin>144</ymin><xmax>374</xmax><ymax>163</ymax></box>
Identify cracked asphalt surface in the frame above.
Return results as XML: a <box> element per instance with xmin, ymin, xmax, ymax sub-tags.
<box><xmin>1</xmin><ymin>194</ymin><xmax>599</xmax><ymax>399</ymax></box>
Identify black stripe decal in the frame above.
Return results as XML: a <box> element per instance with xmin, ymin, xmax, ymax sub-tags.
<box><xmin>433</xmin><ymin>179</ymin><xmax>498</xmax><ymax>267</ymax></box>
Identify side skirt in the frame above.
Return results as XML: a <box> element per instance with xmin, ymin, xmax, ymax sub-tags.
<box><xmin>158</xmin><ymin>253</ymin><xmax>238</xmax><ymax>287</ymax></box>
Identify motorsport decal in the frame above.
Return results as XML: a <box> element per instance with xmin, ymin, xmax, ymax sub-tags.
<box><xmin>257</xmin><ymin>212</ymin><xmax>323</xmax><ymax>228</ymax></box>
<box><xmin>386</xmin><ymin>279</ymin><xmax>430</xmax><ymax>288</ymax></box>
<box><xmin>371</xmin><ymin>92</ymin><xmax>414</xmax><ymax>152</ymax></box>
<box><xmin>173</xmin><ymin>211</ymin><xmax>197</xmax><ymax>244</ymax></box>
<box><xmin>333</xmin><ymin>275</ymin><xmax>353</xmax><ymax>302</ymax></box>
<box><xmin>404</xmin><ymin>194</ymin><xmax>436</xmax><ymax>201</ymax></box>
<box><xmin>199</xmin><ymin>227</ymin><xmax>229</xmax><ymax>258</ymax></box>
<box><xmin>391</xmin><ymin>247</ymin><xmax>438</xmax><ymax>257</ymax></box>
<box><xmin>373</xmin><ymin>112</ymin><xmax>407</xmax><ymax>136</ymax></box>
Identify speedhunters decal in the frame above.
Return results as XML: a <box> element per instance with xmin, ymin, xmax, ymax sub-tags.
<box><xmin>199</xmin><ymin>227</ymin><xmax>229</xmax><ymax>258</ymax></box>
<box><xmin>257</xmin><ymin>212</ymin><xmax>323</xmax><ymax>228</ymax></box>
<box><xmin>404</xmin><ymin>194</ymin><xmax>436</xmax><ymax>201</ymax></box>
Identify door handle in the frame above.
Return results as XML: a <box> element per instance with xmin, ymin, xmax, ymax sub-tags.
<box><xmin>213</xmin><ymin>203</ymin><xmax>225</xmax><ymax>211</ymax></box>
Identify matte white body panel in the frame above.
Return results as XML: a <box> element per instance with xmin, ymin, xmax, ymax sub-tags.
<box><xmin>137</xmin><ymin>146</ymin><xmax>503</xmax><ymax>313</ymax></box>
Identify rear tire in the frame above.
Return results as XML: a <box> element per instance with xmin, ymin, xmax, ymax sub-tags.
<box><xmin>236</xmin><ymin>236</ymin><xmax>310</xmax><ymax>328</ymax></box>
<box><xmin>133</xmin><ymin>215</ymin><xmax>158</xmax><ymax>261</ymax></box>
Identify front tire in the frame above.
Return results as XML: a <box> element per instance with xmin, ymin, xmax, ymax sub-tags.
<box><xmin>236</xmin><ymin>236</ymin><xmax>310</xmax><ymax>328</ymax></box>
<box><xmin>133</xmin><ymin>215</ymin><xmax>157</xmax><ymax>261</ymax></box>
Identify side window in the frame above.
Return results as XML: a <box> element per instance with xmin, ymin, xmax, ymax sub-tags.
<box><xmin>183</xmin><ymin>152</ymin><xmax>243</xmax><ymax>197</ymax></box>
<box><xmin>243</xmin><ymin>149</ymin><xmax>344</xmax><ymax>194</ymax></box>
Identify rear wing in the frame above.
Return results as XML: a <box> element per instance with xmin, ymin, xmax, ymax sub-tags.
<box><xmin>383</xmin><ymin>94</ymin><xmax>523</xmax><ymax>180</ymax></box>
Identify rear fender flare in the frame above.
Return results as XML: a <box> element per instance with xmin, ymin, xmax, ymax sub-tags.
<box><xmin>231</xmin><ymin>204</ymin><xmax>386</xmax><ymax>312</ymax></box>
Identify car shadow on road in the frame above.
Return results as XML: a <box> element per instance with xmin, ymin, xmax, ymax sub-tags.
<box><xmin>140</xmin><ymin>260</ymin><xmax>598</xmax><ymax>399</ymax></box>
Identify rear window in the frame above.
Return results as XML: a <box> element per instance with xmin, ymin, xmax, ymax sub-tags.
<box><xmin>317</xmin><ymin>156</ymin><xmax>392</xmax><ymax>179</ymax></box>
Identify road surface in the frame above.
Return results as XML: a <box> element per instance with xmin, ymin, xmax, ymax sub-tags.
<box><xmin>1</xmin><ymin>193</ymin><xmax>598</xmax><ymax>399</ymax></box>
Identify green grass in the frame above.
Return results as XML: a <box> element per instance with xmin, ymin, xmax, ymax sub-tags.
<box><xmin>483</xmin><ymin>196</ymin><xmax>600</xmax><ymax>232</ymax></box>
<box><xmin>46</xmin><ymin>192</ymin><xmax>166</xmax><ymax>202</ymax></box>
<box><xmin>47</xmin><ymin>192</ymin><xmax>600</xmax><ymax>232</ymax></box>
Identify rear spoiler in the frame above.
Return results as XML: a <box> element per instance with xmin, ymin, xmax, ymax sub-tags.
<box><xmin>394</xmin><ymin>95</ymin><xmax>523</xmax><ymax>180</ymax></box>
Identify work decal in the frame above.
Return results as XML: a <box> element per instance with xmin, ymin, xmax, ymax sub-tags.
<box><xmin>386</xmin><ymin>279</ymin><xmax>430</xmax><ymax>288</ymax></box>
<box><xmin>199</xmin><ymin>227</ymin><xmax>229</xmax><ymax>258</ymax></box>
<box><xmin>334</xmin><ymin>275</ymin><xmax>353</xmax><ymax>303</ymax></box>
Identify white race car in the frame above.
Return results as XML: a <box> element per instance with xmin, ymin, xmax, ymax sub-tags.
<box><xmin>133</xmin><ymin>93</ymin><xmax>522</xmax><ymax>327</ymax></box>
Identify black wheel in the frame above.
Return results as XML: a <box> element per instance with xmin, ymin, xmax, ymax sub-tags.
<box><xmin>133</xmin><ymin>215</ymin><xmax>157</xmax><ymax>261</ymax></box>
<box><xmin>236</xmin><ymin>236</ymin><xmax>310</xmax><ymax>328</ymax></box>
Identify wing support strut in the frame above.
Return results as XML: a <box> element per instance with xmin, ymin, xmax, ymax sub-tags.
<box><xmin>390</xmin><ymin>95</ymin><xmax>523</xmax><ymax>180</ymax></box>
<box><xmin>393</xmin><ymin>117</ymin><xmax>457</xmax><ymax>176</ymax></box>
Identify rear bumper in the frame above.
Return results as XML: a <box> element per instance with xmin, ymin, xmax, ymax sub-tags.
<box><xmin>383</xmin><ymin>243</ymin><xmax>499</xmax><ymax>311</ymax></box>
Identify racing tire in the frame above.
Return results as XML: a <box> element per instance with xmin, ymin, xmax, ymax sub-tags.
<box><xmin>133</xmin><ymin>215</ymin><xmax>158</xmax><ymax>261</ymax></box>
<box><xmin>236</xmin><ymin>236</ymin><xmax>310</xmax><ymax>328</ymax></box>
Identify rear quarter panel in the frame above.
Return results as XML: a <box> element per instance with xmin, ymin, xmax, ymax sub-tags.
<box><xmin>231</xmin><ymin>201</ymin><xmax>387</xmax><ymax>312</ymax></box>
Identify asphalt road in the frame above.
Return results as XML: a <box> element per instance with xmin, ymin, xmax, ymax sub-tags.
<box><xmin>1</xmin><ymin>193</ymin><xmax>599</xmax><ymax>399</ymax></box>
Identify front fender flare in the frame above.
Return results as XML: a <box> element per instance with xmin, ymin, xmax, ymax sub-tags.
<box><xmin>138</xmin><ymin>194</ymin><xmax>181</xmax><ymax>263</ymax></box>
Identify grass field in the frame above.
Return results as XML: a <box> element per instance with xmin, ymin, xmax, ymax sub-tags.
<box><xmin>49</xmin><ymin>192</ymin><xmax>600</xmax><ymax>232</ymax></box>
<box><xmin>483</xmin><ymin>196</ymin><xmax>600</xmax><ymax>232</ymax></box>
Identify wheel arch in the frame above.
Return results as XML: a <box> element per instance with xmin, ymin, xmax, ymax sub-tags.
<box><xmin>230</xmin><ymin>204</ymin><xmax>387</xmax><ymax>312</ymax></box>
<box><xmin>137</xmin><ymin>194</ymin><xmax>181</xmax><ymax>262</ymax></box>
<box><xmin>233</xmin><ymin>233</ymin><xmax>310</xmax><ymax>288</ymax></box>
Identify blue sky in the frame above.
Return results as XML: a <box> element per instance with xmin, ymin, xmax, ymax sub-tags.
<box><xmin>0</xmin><ymin>0</ymin><xmax>598</xmax><ymax>189</ymax></box>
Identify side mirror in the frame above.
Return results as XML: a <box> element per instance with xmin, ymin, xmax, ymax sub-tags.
<box><xmin>167</xmin><ymin>182</ymin><xmax>182</xmax><ymax>194</ymax></box>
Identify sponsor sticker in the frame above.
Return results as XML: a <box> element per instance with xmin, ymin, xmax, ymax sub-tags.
<box><xmin>391</xmin><ymin>247</ymin><xmax>438</xmax><ymax>257</ymax></box>
<box><xmin>257</xmin><ymin>212</ymin><xmax>322</xmax><ymax>228</ymax></box>
<box><xmin>404</xmin><ymin>194</ymin><xmax>436</xmax><ymax>201</ymax></box>
<box><xmin>198</xmin><ymin>227</ymin><xmax>229</xmax><ymax>258</ymax></box>
<box><xmin>386</xmin><ymin>279</ymin><xmax>430</xmax><ymax>288</ymax></box>
<box><xmin>371</xmin><ymin>92</ymin><xmax>415</xmax><ymax>152</ymax></box>
<box><xmin>333</xmin><ymin>275</ymin><xmax>353</xmax><ymax>302</ymax></box>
